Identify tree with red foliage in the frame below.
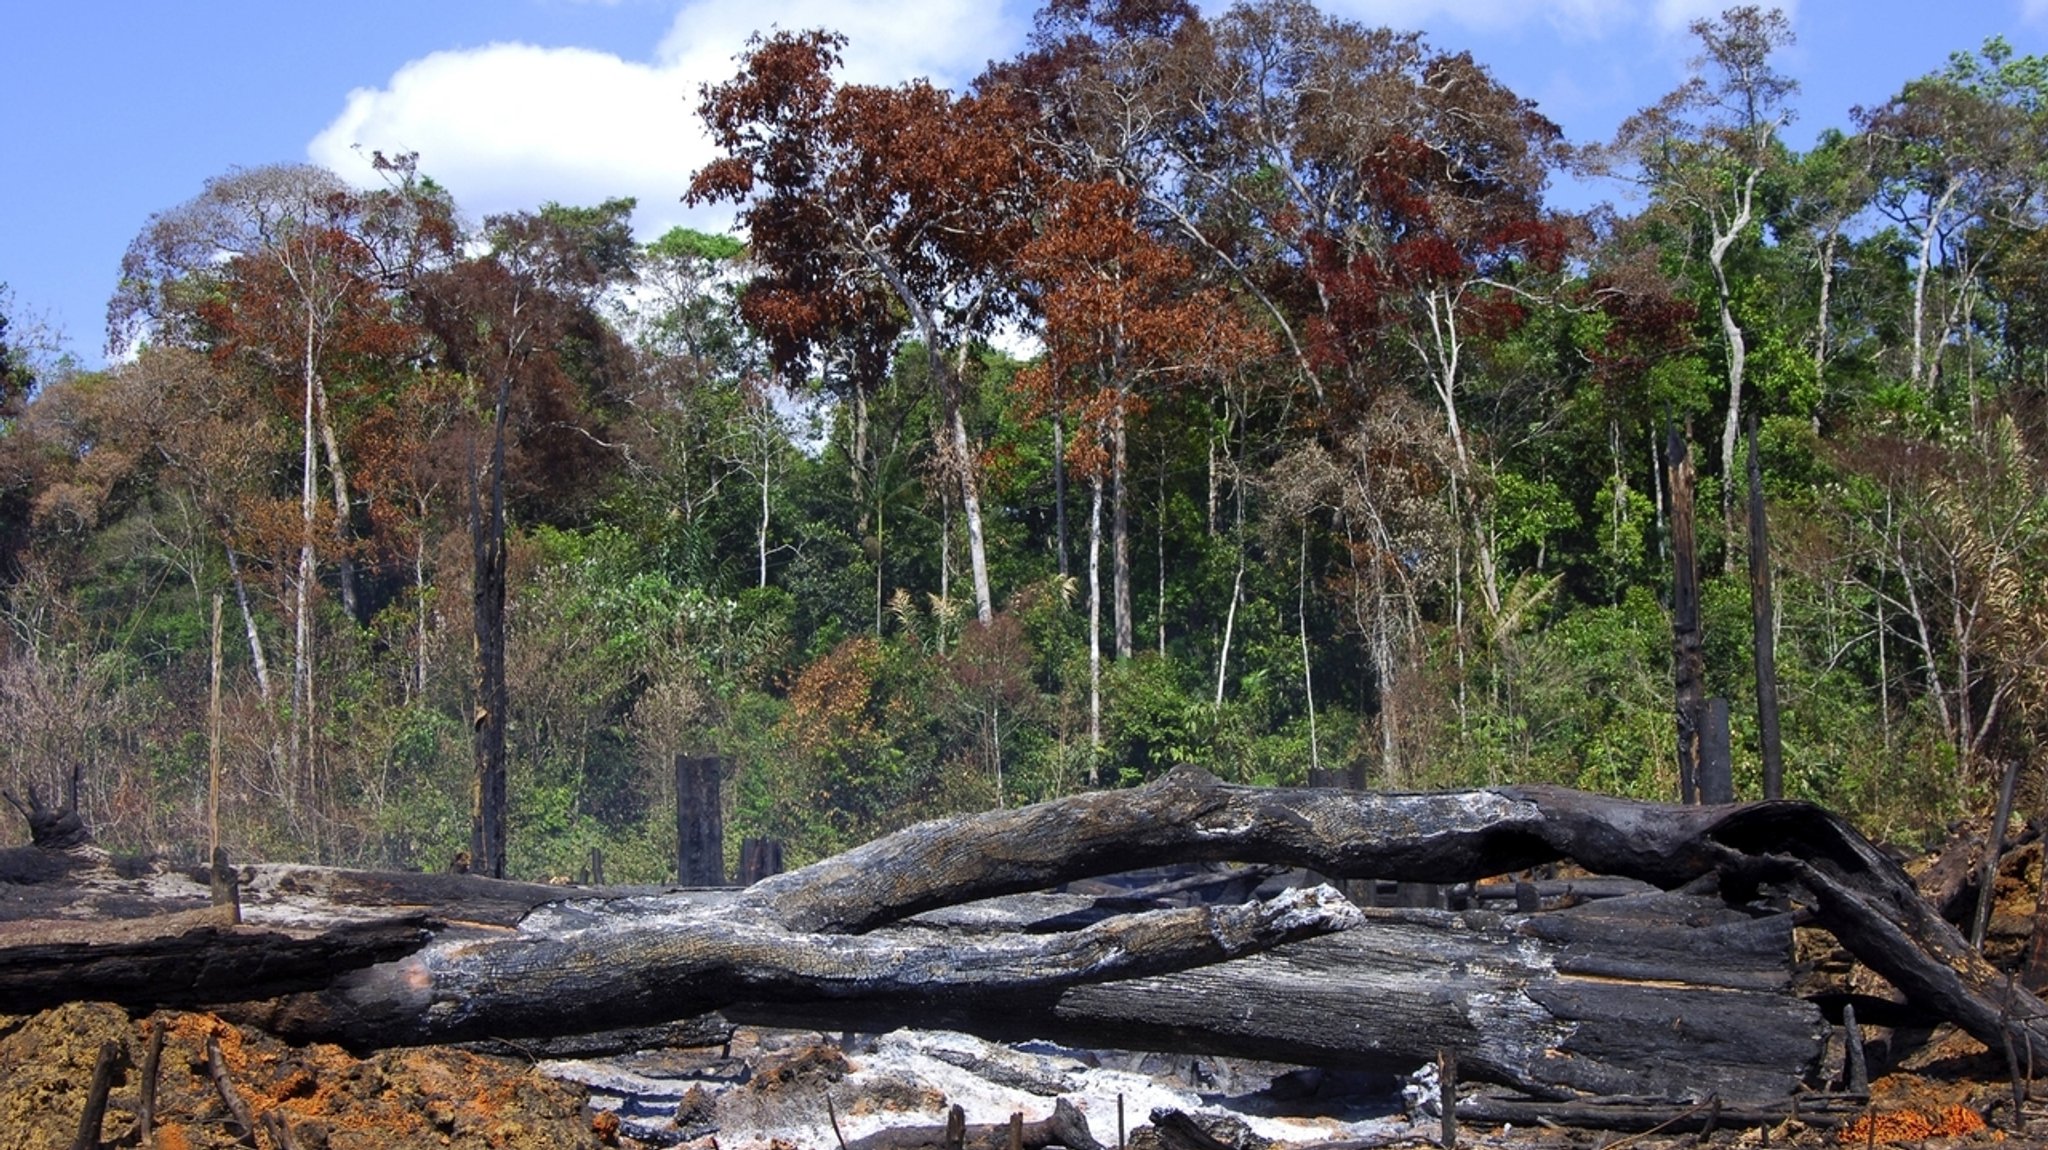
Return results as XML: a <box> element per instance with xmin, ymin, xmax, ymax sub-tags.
<box><xmin>691</xmin><ymin>31</ymin><xmax>1043</xmax><ymax>624</ymax></box>
<box><xmin>1019</xmin><ymin>177</ymin><xmax>1268</xmax><ymax>769</ymax></box>
<box><xmin>1189</xmin><ymin>2</ymin><xmax>1568</xmax><ymax>625</ymax></box>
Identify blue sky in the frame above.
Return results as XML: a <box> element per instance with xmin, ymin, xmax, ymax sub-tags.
<box><xmin>3</xmin><ymin>0</ymin><xmax>2042</xmax><ymax>368</ymax></box>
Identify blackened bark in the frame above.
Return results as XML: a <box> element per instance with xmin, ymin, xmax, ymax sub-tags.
<box><xmin>0</xmin><ymin>906</ymin><xmax>430</xmax><ymax>1015</ymax></box>
<box><xmin>12</xmin><ymin>768</ymin><xmax>2048</xmax><ymax>1107</ymax></box>
<box><xmin>1667</xmin><ymin>423</ymin><xmax>1704</xmax><ymax>804</ymax></box>
<box><xmin>469</xmin><ymin>376</ymin><xmax>512</xmax><ymax>880</ymax></box>
<box><xmin>2</xmin><ymin>763</ymin><xmax>90</xmax><ymax>850</ymax></box>
<box><xmin>1748</xmin><ymin>415</ymin><xmax>1784</xmax><ymax>798</ymax></box>
<box><xmin>677</xmin><ymin>755</ymin><xmax>725</xmax><ymax>886</ymax></box>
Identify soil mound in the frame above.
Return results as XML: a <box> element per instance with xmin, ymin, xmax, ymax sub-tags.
<box><xmin>0</xmin><ymin>1002</ymin><xmax>605</xmax><ymax>1150</ymax></box>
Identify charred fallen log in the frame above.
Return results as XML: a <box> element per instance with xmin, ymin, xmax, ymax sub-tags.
<box><xmin>236</xmin><ymin>885</ymin><xmax>1357</xmax><ymax>1048</ymax></box>
<box><xmin>0</xmin><ymin>905</ymin><xmax>431</xmax><ymax>1013</ymax></box>
<box><xmin>0</xmin><ymin>766</ymin><xmax>2037</xmax><ymax>1108</ymax></box>
<box><xmin>730</xmin><ymin>767</ymin><xmax>2048</xmax><ymax>1070</ymax></box>
<box><xmin>732</xmin><ymin>890</ymin><xmax>1826</xmax><ymax>1104</ymax></box>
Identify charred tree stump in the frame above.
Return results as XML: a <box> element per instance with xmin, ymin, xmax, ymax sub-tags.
<box><xmin>677</xmin><ymin>755</ymin><xmax>725</xmax><ymax>886</ymax></box>
<box><xmin>1701</xmin><ymin>697</ymin><xmax>1734</xmax><ymax>805</ymax></box>
<box><xmin>210</xmin><ymin>846</ymin><xmax>241</xmax><ymax>924</ymax></box>
<box><xmin>4</xmin><ymin>763</ymin><xmax>91</xmax><ymax>850</ymax></box>
<box><xmin>740</xmin><ymin>836</ymin><xmax>784</xmax><ymax>884</ymax></box>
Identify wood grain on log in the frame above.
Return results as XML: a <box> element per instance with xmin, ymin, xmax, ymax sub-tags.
<box><xmin>732</xmin><ymin>892</ymin><xmax>1825</xmax><ymax>1104</ymax></box>
<box><xmin>239</xmin><ymin>885</ymin><xmax>1359</xmax><ymax>1048</ymax></box>
<box><xmin>6</xmin><ymin>766</ymin><xmax>2042</xmax><ymax>1107</ymax></box>
<box><xmin>0</xmin><ymin>906</ymin><xmax>432</xmax><ymax>1013</ymax></box>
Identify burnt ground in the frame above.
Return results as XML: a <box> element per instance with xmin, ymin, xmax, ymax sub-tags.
<box><xmin>0</xmin><ymin>1002</ymin><xmax>604</xmax><ymax>1150</ymax></box>
<box><xmin>1</xmin><ymin>1001</ymin><xmax>2038</xmax><ymax>1150</ymax></box>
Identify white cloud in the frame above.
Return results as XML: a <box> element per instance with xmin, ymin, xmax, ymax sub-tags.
<box><xmin>307</xmin><ymin>0</ymin><xmax>1028</xmax><ymax>239</ymax></box>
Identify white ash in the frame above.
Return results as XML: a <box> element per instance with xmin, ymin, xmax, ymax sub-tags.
<box><xmin>545</xmin><ymin>1027</ymin><xmax>1421</xmax><ymax>1149</ymax></box>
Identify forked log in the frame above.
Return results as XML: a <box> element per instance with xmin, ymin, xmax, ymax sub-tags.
<box><xmin>5</xmin><ymin>766</ymin><xmax>2042</xmax><ymax>1106</ymax></box>
<box><xmin>734</xmin><ymin>766</ymin><xmax>2048</xmax><ymax>1068</ymax></box>
<box><xmin>2</xmin><ymin>763</ymin><xmax>91</xmax><ymax>850</ymax></box>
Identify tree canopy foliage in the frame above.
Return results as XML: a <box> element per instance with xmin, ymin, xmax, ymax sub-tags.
<box><xmin>2</xmin><ymin>3</ymin><xmax>2045</xmax><ymax>876</ymax></box>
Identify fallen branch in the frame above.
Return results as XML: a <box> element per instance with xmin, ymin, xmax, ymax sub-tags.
<box><xmin>69</xmin><ymin>1037</ymin><xmax>125</xmax><ymax>1150</ymax></box>
<box><xmin>206</xmin><ymin>1034</ymin><xmax>257</xmax><ymax>1148</ymax></box>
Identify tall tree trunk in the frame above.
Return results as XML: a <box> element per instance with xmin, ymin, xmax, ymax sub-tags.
<box><xmin>1299</xmin><ymin>526</ymin><xmax>1320</xmax><ymax>775</ymax></box>
<box><xmin>942</xmin><ymin>349</ymin><xmax>994</xmax><ymax>625</ymax></box>
<box><xmin>311</xmin><ymin>380</ymin><xmax>360</xmax><ymax>624</ymax></box>
<box><xmin>1747</xmin><ymin>416</ymin><xmax>1784</xmax><ymax>799</ymax></box>
<box><xmin>1668</xmin><ymin>425</ymin><xmax>1705</xmax><ymax>805</ymax></box>
<box><xmin>1711</xmin><ymin>253</ymin><xmax>1749</xmax><ymax>538</ymax></box>
<box><xmin>1422</xmin><ymin>289</ymin><xmax>1500</xmax><ymax>625</ymax></box>
<box><xmin>412</xmin><ymin>508</ymin><xmax>430</xmax><ymax>703</ymax></box>
<box><xmin>292</xmin><ymin>314</ymin><xmax>318</xmax><ymax>805</ymax></box>
<box><xmin>1909</xmin><ymin>180</ymin><xmax>1959</xmax><ymax>393</ymax></box>
<box><xmin>1813</xmin><ymin>227</ymin><xmax>1840</xmax><ymax>419</ymax></box>
<box><xmin>1157</xmin><ymin>464</ymin><xmax>1167</xmax><ymax>657</ymax></box>
<box><xmin>1053</xmin><ymin>412</ymin><xmax>1069</xmax><ymax>581</ymax></box>
<box><xmin>757</xmin><ymin>438</ymin><xmax>772</xmax><ymax>590</ymax></box>
<box><xmin>224</xmin><ymin>544</ymin><xmax>272</xmax><ymax>704</ymax></box>
<box><xmin>470</xmin><ymin>378</ymin><xmax>512</xmax><ymax>881</ymax></box>
<box><xmin>1374</xmin><ymin>563</ymin><xmax>1398</xmax><ymax>784</ymax></box>
<box><xmin>949</xmin><ymin>396</ymin><xmax>994</xmax><ymax>625</ymax></box>
<box><xmin>1214</xmin><ymin>481</ymin><xmax>1245</xmax><ymax>709</ymax></box>
<box><xmin>1112</xmin><ymin>402</ymin><xmax>1132</xmax><ymax>661</ymax></box>
<box><xmin>1709</xmin><ymin>168</ymin><xmax>1761</xmax><ymax>542</ymax></box>
<box><xmin>1088</xmin><ymin>473</ymin><xmax>1104</xmax><ymax>785</ymax></box>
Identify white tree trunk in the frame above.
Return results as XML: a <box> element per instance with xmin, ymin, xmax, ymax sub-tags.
<box><xmin>1088</xmin><ymin>474</ymin><xmax>1104</xmax><ymax>784</ymax></box>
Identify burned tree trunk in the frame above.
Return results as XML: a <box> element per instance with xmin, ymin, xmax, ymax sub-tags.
<box><xmin>3</xmin><ymin>763</ymin><xmax>91</xmax><ymax>850</ymax></box>
<box><xmin>734</xmin><ymin>889</ymin><xmax>1827</xmax><ymax>1104</ymax></box>
<box><xmin>7</xmin><ymin>767</ymin><xmax>2047</xmax><ymax>1107</ymax></box>
<box><xmin>1668</xmin><ymin>423</ymin><xmax>1705</xmax><ymax>805</ymax></box>
<box><xmin>235</xmin><ymin>886</ymin><xmax>1356</xmax><ymax>1049</ymax></box>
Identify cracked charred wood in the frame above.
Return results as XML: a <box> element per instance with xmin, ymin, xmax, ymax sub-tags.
<box><xmin>232</xmin><ymin>885</ymin><xmax>1359</xmax><ymax>1048</ymax></box>
<box><xmin>0</xmin><ymin>906</ymin><xmax>433</xmax><ymax>1014</ymax></box>
<box><xmin>733</xmin><ymin>891</ymin><xmax>1827</xmax><ymax>1105</ymax></box>
<box><xmin>5</xmin><ymin>765</ymin><xmax>2043</xmax><ymax>1091</ymax></box>
<box><xmin>1452</xmin><ymin>1092</ymin><xmax>1867</xmax><ymax>1134</ymax></box>
<box><xmin>741</xmin><ymin>767</ymin><xmax>2048</xmax><ymax>1071</ymax></box>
